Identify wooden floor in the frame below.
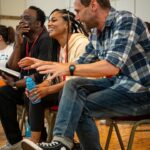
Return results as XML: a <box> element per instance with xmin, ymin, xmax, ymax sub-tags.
<box><xmin>0</xmin><ymin>120</ymin><xmax>150</xmax><ymax>150</ymax></box>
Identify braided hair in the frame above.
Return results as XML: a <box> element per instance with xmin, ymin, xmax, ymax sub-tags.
<box><xmin>50</xmin><ymin>9</ymin><xmax>88</xmax><ymax>62</ymax></box>
<box><xmin>50</xmin><ymin>9</ymin><xmax>88</xmax><ymax>36</ymax></box>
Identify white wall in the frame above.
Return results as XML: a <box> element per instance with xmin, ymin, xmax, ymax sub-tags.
<box><xmin>0</xmin><ymin>0</ymin><xmax>70</xmax><ymax>28</ymax></box>
<box><xmin>136</xmin><ymin>0</ymin><xmax>150</xmax><ymax>22</ymax></box>
<box><xmin>0</xmin><ymin>0</ymin><xmax>26</xmax><ymax>28</ymax></box>
<box><xmin>25</xmin><ymin>0</ymin><xmax>69</xmax><ymax>16</ymax></box>
<box><xmin>70</xmin><ymin>0</ymin><xmax>150</xmax><ymax>22</ymax></box>
<box><xmin>25</xmin><ymin>0</ymin><xmax>70</xmax><ymax>27</ymax></box>
<box><xmin>110</xmin><ymin>0</ymin><xmax>135</xmax><ymax>13</ymax></box>
<box><xmin>0</xmin><ymin>0</ymin><xmax>150</xmax><ymax>29</ymax></box>
<box><xmin>110</xmin><ymin>0</ymin><xmax>150</xmax><ymax>22</ymax></box>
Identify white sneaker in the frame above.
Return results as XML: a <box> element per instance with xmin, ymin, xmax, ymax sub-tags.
<box><xmin>22</xmin><ymin>139</ymin><xmax>42</xmax><ymax>150</ymax></box>
<box><xmin>0</xmin><ymin>141</ymin><xmax>22</xmax><ymax>150</ymax></box>
<box><xmin>0</xmin><ymin>143</ymin><xmax>12</xmax><ymax>150</ymax></box>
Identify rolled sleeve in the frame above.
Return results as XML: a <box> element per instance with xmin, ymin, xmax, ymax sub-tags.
<box><xmin>106</xmin><ymin>51</ymin><xmax>125</xmax><ymax>69</ymax></box>
<box><xmin>105</xmin><ymin>16</ymin><xmax>140</xmax><ymax>69</ymax></box>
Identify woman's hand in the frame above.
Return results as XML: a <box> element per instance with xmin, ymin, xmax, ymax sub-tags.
<box><xmin>31</xmin><ymin>60</ymin><xmax>53</xmax><ymax>69</ymax></box>
<box><xmin>18</xmin><ymin>57</ymin><xmax>42</xmax><ymax>70</ymax></box>
<box><xmin>25</xmin><ymin>79</ymin><xmax>51</xmax><ymax>102</ymax></box>
<box><xmin>29</xmin><ymin>86</ymin><xmax>50</xmax><ymax>100</ymax></box>
<box><xmin>25</xmin><ymin>88</ymin><xmax>29</xmax><ymax>98</ymax></box>
<box><xmin>37</xmin><ymin>80</ymin><xmax>51</xmax><ymax>88</ymax></box>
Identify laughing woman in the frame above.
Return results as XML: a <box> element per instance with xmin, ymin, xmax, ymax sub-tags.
<box><xmin>19</xmin><ymin>9</ymin><xmax>89</xmax><ymax>143</ymax></box>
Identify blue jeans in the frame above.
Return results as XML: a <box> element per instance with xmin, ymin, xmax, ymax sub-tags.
<box><xmin>53</xmin><ymin>77</ymin><xmax>150</xmax><ymax>150</ymax></box>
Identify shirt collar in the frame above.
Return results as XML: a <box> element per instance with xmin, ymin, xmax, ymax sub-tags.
<box><xmin>105</xmin><ymin>7</ymin><xmax>116</xmax><ymax>27</ymax></box>
<box><xmin>90</xmin><ymin>7</ymin><xmax>117</xmax><ymax>41</ymax></box>
<box><xmin>92</xmin><ymin>7</ymin><xmax>116</xmax><ymax>36</ymax></box>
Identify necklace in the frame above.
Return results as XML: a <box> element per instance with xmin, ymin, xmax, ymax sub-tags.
<box><xmin>25</xmin><ymin>29</ymin><xmax>43</xmax><ymax>56</ymax></box>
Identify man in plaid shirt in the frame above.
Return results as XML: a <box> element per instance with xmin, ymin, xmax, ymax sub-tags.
<box><xmin>22</xmin><ymin>0</ymin><xmax>150</xmax><ymax>150</ymax></box>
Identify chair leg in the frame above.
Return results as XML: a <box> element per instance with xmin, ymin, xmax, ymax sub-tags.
<box><xmin>45</xmin><ymin>110</ymin><xmax>57</xmax><ymax>142</ymax></box>
<box><xmin>104</xmin><ymin>121</ymin><xmax>114</xmax><ymax>150</ymax></box>
<box><xmin>127</xmin><ymin>119</ymin><xmax>150</xmax><ymax>150</ymax></box>
<box><xmin>114</xmin><ymin>122</ymin><xmax>125</xmax><ymax>150</ymax></box>
<box><xmin>105</xmin><ymin>120</ymin><xmax>125</xmax><ymax>150</ymax></box>
<box><xmin>19</xmin><ymin>107</ymin><xmax>27</xmax><ymax>133</ymax></box>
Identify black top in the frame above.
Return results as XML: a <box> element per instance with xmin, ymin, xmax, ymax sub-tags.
<box><xmin>20</xmin><ymin>28</ymin><xmax>58</xmax><ymax>83</ymax></box>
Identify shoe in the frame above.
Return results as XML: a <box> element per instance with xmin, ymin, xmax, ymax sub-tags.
<box><xmin>0</xmin><ymin>141</ymin><xmax>22</xmax><ymax>150</ymax></box>
<box><xmin>73</xmin><ymin>142</ymin><xmax>81</xmax><ymax>150</ymax></box>
<box><xmin>22</xmin><ymin>139</ymin><xmax>42</xmax><ymax>150</ymax></box>
<box><xmin>0</xmin><ymin>143</ymin><xmax>11</xmax><ymax>150</ymax></box>
<box><xmin>38</xmin><ymin>141</ymin><xmax>70</xmax><ymax>150</ymax></box>
<box><xmin>22</xmin><ymin>139</ymin><xmax>70</xmax><ymax>150</ymax></box>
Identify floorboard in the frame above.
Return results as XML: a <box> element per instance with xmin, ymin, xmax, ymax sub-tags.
<box><xmin>0</xmin><ymin>120</ymin><xmax>150</xmax><ymax>150</ymax></box>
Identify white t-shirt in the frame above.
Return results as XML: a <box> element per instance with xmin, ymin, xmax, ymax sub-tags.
<box><xmin>0</xmin><ymin>44</ymin><xmax>14</xmax><ymax>67</ymax></box>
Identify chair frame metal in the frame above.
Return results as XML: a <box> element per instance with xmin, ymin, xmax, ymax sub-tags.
<box><xmin>45</xmin><ymin>108</ymin><xmax>57</xmax><ymax>142</ymax></box>
<box><xmin>104</xmin><ymin>117</ymin><xmax>150</xmax><ymax>150</ymax></box>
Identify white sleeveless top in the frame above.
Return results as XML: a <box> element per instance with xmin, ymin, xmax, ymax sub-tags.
<box><xmin>0</xmin><ymin>44</ymin><xmax>14</xmax><ymax>67</ymax></box>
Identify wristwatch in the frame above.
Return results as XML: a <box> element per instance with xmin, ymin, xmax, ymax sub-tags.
<box><xmin>69</xmin><ymin>64</ymin><xmax>76</xmax><ymax>76</ymax></box>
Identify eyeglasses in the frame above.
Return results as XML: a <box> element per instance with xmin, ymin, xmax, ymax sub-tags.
<box><xmin>20</xmin><ymin>15</ymin><xmax>36</xmax><ymax>21</ymax></box>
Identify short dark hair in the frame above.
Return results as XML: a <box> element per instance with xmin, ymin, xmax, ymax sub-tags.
<box><xmin>0</xmin><ymin>25</ymin><xmax>15</xmax><ymax>44</ymax></box>
<box><xmin>80</xmin><ymin>0</ymin><xmax>111</xmax><ymax>8</ymax></box>
<box><xmin>29</xmin><ymin>6</ymin><xmax>46</xmax><ymax>26</ymax></box>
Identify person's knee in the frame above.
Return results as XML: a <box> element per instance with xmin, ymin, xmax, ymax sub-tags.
<box><xmin>65</xmin><ymin>77</ymin><xmax>87</xmax><ymax>90</ymax></box>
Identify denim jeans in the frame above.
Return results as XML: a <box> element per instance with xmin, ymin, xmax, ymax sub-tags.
<box><xmin>53</xmin><ymin>77</ymin><xmax>150</xmax><ymax>150</ymax></box>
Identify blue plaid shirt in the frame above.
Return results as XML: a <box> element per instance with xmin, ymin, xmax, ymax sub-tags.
<box><xmin>77</xmin><ymin>7</ymin><xmax>150</xmax><ymax>93</ymax></box>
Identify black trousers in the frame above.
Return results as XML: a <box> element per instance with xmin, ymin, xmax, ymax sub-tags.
<box><xmin>23</xmin><ymin>90</ymin><xmax>61</xmax><ymax>142</ymax></box>
<box><xmin>24</xmin><ymin>90</ymin><xmax>61</xmax><ymax>132</ymax></box>
<box><xmin>0</xmin><ymin>85</ymin><xmax>24</xmax><ymax>145</ymax></box>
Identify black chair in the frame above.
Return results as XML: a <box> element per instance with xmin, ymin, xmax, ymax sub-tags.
<box><xmin>104</xmin><ymin>115</ymin><xmax>150</xmax><ymax>150</ymax></box>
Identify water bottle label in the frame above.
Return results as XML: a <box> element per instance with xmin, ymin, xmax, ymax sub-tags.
<box><xmin>25</xmin><ymin>76</ymin><xmax>41</xmax><ymax>104</ymax></box>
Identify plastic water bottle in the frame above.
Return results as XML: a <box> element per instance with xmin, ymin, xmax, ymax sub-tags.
<box><xmin>25</xmin><ymin>76</ymin><xmax>41</xmax><ymax>104</ymax></box>
<box><xmin>25</xmin><ymin>117</ymin><xmax>31</xmax><ymax>138</ymax></box>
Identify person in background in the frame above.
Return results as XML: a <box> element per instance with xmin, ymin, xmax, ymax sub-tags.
<box><xmin>0</xmin><ymin>25</ymin><xmax>15</xmax><ymax>86</ymax></box>
<box><xmin>0</xmin><ymin>6</ymin><xmax>55</xmax><ymax>150</ymax></box>
<box><xmin>0</xmin><ymin>25</ymin><xmax>15</xmax><ymax>67</ymax></box>
<box><xmin>21</xmin><ymin>0</ymin><xmax>150</xmax><ymax>150</ymax></box>
<box><xmin>145</xmin><ymin>21</ymin><xmax>150</xmax><ymax>33</ymax></box>
<box><xmin>18</xmin><ymin>9</ymin><xmax>89</xmax><ymax>144</ymax></box>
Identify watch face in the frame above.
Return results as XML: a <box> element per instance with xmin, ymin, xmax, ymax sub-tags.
<box><xmin>70</xmin><ymin>65</ymin><xmax>75</xmax><ymax>70</ymax></box>
<box><xmin>69</xmin><ymin>64</ymin><xmax>75</xmax><ymax>76</ymax></box>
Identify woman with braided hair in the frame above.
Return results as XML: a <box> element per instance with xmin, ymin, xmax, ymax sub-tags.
<box><xmin>19</xmin><ymin>9</ymin><xmax>89</xmax><ymax>144</ymax></box>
